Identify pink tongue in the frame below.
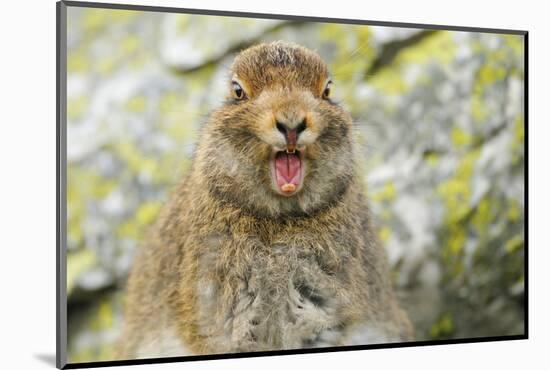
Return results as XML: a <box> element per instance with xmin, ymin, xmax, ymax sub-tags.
<box><xmin>275</xmin><ymin>152</ymin><xmax>301</xmax><ymax>188</ymax></box>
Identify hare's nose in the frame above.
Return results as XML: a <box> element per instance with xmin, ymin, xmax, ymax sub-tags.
<box><xmin>276</xmin><ymin>120</ymin><xmax>306</xmax><ymax>153</ymax></box>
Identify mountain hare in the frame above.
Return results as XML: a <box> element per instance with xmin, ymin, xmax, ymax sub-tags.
<box><xmin>118</xmin><ymin>41</ymin><xmax>413</xmax><ymax>359</ymax></box>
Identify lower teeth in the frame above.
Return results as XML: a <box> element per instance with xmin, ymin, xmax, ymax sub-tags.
<box><xmin>281</xmin><ymin>183</ymin><xmax>296</xmax><ymax>192</ymax></box>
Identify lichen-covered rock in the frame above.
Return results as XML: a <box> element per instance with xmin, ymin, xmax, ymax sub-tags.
<box><xmin>66</xmin><ymin>7</ymin><xmax>524</xmax><ymax>362</ymax></box>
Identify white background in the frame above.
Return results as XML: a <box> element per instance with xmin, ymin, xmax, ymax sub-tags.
<box><xmin>0</xmin><ymin>0</ymin><xmax>546</xmax><ymax>369</ymax></box>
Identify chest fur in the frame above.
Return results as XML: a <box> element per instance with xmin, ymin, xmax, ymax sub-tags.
<box><xmin>187</xmin><ymin>234</ymin><xmax>355</xmax><ymax>353</ymax></box>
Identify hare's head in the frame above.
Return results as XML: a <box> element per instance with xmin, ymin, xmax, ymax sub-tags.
<box><xmin>198</xmin><ymin>41</ymin><xmax>355</xmax><ymax>218</ymax></box>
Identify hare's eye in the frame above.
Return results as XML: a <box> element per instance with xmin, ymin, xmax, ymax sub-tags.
<box><xmin>322</xmin><ymin>80</ymin><xmax>332</xmax><ymax>100</ymax></box>
<box><xmin>232</xmin><ymin>81</ymin><xmax>246</xmax><ymax>100</ymax></box>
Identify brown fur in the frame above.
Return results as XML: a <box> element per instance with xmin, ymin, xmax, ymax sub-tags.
<box><xmin>118</xmin><ymin>41</ymin><xmax>413</xmax><ymax>359</ymax></box>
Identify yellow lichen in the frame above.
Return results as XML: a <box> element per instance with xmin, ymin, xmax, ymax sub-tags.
<box><xmin>369</xmin><ymin>67</ymin><xmax>408</xmax><ymax>95</ymax></box>
<box><xmin>425</xmin><ymin>152</ymin><xmax>440</xmax><ymax>166</ymax></box>
<box><xmin>505</xmin><ymin>235</ymin><xmax>523</xmax><ymax>254</ymax></box>
<box><xmin>124</xmin><ymin>95</ymin><xmax>147</xmax><ymax>113</ymax></box>
<box><xmin>398</xmin><ymin>31</ymin><xmax>456</xmax><ymax>66</ymax></box>
<box><xmin>136</xmin><ymin>202</ymin><xmax>162</xmax><ymax>226</ymax></box>
<box><xmin>97</xmin><ymin>57</ymin><xmax>115</xmax><ymax>75</ymax></box>
<box><xmin>503</xmin><ymin>35</ymin><xmax>524</xmax><ymax>57</ymax></box>
<box><xmin>430</xmin><ymin>313</ymin><xmax>455</xmax><ymax>338</ymax></box>
<box><xmin>379</xmin><ymin>227</ymin><xmax>391</xmax><ymax>243</ymax></box>
<box><xmin>67</xmin><ymin>249</ymin><xmax>96</xmax><ymax>293</ymax></box>
<box><xmin>471</xmin><ymin>196</ymin><xmax>492</xmax><ymax>236</ymax></box>
<box><xmin>451</xmin><ymin>126</ymin><xmax>472</xmax><ymax>148</ymax></box>
<box><xmin>438</xmin><ymin>149</ymin><xmax>481</xmax><ymax>259</ymax></box>
<box><xmin>67</xmin><ymin>96</ymin><xmax>89</xmax><ymax>121</ymax></box>
<box><xmin>447</xmin><ymin>225</ymin><xmax>466</xmax><ymax>255</ymax></box>
<box><xmin>68</xmin><ymin>51</ymin><xmax>90</xmax><ymax>73</ymax></box>
<box><xmin>117</xmin><ymin>201</ymin><xmax>162</xmax><ymax>239</ymax></box>
<box><xmin>121</xmin><ymin>35</ymin><xmax>140</xmax><ymax>54</ymax></box>
<box><xmin>372</xmin><ymin>182</ymin><xmax>396</xmax><ymax>202</ymax></box>
<box><xmin>508</xmin><ymin>200</ymin><xmax>521</xmax><ymax>222</ymax></box>
<box><xmin>113</xmin><ymin>141</ymin><xmax>157</xmax><ymax>175</ymax></box>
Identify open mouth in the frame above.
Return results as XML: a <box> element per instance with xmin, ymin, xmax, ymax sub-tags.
<box><xmin>271</xmin><ymin>149</ymin><xmax>304</xmax><ymax>196</ymax></box>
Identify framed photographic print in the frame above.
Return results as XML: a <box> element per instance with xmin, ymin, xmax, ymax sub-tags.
<box><xmin>56</xmin><ymin>1</ymin><xmax>527</xmax><ymax>368</ymax></box>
